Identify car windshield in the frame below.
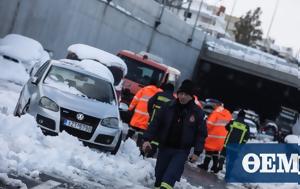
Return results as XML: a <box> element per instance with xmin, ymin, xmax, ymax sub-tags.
<box><xmin>119</xmin><ymin>55</ymin><xmax>164</xmax><ymax>86</ymax></box>
<box><xmin>44</xmin><ymin>65</ymin><xmax>116</xmax><ymax>105</ymax></box>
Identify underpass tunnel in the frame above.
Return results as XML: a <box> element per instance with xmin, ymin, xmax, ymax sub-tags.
<box><xmin>192</xmin><ymin>59</ymin><xmax>300</xmax><ymax>121</ymax></box>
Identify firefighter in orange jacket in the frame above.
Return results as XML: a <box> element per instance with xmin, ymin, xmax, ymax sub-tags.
<box><xmin>125</xmin><ymin>81</ymin><xmax>161</xmax><ymax>146</ymax></box>
<box><xmin>198</xmin><ymin>100</ymin><xmax>232</xmax><ymax>173</ymax></box>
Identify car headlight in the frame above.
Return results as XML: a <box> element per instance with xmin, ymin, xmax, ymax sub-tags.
<box><xmin>101</xmin><ymin>117</ymin><xmax>119</xmax><ymax>128</ymax></box>
<box><xmin>39</xmin><ymin>96</ymin><xmax>59</xmax><ymax>112</ymax></box>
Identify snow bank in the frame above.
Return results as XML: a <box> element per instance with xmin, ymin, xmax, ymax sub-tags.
<box><xmin>0</xmin><ymin>113</ymin><xmax>201</xmax><ymax>188</ymax></box>
<box><xmin>0</xmin><ymin>114</ymin><xmax>153</xmax><ymax>187</ymax></box>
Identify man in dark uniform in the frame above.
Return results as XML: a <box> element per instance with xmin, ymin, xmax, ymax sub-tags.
<box><xmin>145</xmin><ymin>83</ymin><xmax>175</xmax><ymax>157</ymax></box>
<box><xmin>142</xmin><ymin>80</ymin><xmax>207</xmax><ymax>189</ymax></box>
<box><xmin>216</xmin><ymin>109</ymin><xmax>250</xmax><ymax>174</ymax></box>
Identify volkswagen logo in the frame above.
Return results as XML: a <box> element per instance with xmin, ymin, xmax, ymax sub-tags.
<box><xmin>76</xmin><ymin>113</ymin><xmax>84</xmax><ymax>121</ymax></box>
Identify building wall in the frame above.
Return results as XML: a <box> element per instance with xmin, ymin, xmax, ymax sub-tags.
<box><xmin>0</xmin><ymin>0</ymin><xmax>207</xmax><ymax>82</ymax></box>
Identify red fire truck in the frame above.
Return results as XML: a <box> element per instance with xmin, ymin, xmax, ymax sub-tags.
<box><xmin>117</xmin><ymin>50</ymin><xmax>180</xmax><ymax>105</ymax></box>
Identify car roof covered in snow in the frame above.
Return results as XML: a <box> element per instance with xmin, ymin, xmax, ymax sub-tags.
<box><xmin>55</xmin><ymin>59</ymin><xmax>114</xmax><ymax>84</ymax></box>
<box><xmin>0</xmin><ymin>34</ymin><xmax>47</xmax><ymax>62</ymax></box>
<box><xmin>67</xmin><ymin>44</ymin><xmax>127</xmax><ymax>76</ymax></box>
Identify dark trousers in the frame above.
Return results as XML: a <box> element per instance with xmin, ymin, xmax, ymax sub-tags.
<box><xmin>154</xmin><ymin>147</ymin><xmax>190</xmax><ymax>188</ymax></box>
<box><xmin>199</xmin><ymin>150</ymin><xmax>219</xmax><ymax>172</ymax></box>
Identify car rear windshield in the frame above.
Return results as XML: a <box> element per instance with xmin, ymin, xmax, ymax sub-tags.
<box><xmin>44</xmin><ymin>65</ymin><xmax>116</xmax><ymax>105</ymax></box>
<box><xmin>119</xmin><ymin>55</ymin><xmax>164</xmax><ymax>86</ymax></box>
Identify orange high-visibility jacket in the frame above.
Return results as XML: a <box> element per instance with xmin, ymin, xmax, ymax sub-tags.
<box><xmin>128</xmin><ymin>85</ymin><xmax>161</xmax><ymax>130</ymax></box>
<box><xmin>204</xmin><ymin>106</ymin><xmax>232</xmax><ymax>151</ymax></box>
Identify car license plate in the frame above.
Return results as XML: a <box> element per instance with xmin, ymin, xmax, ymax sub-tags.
<box><xmin>63</xmin><ymin>119</ymin><xmax>93</xmax><ymax>133</ymax></box>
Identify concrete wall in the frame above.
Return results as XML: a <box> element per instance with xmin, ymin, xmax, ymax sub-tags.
<box><xmin>0</xmin><ymin>0</ymin><xmax>207</xmax><ymax>81</ymax></box>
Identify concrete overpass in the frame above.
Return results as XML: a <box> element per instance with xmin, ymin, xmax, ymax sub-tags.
<box><xmin>193</xmin><ymin>37</ymin><xmax>299</xmax><ymax>120</ymax></box>
<box><xmin>200</xmin><ymin>37</ymin><xmax>299</xmax><ymax>89</ymax></box>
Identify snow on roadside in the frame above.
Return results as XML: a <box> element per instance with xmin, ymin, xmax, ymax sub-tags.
<box><xmin>0</xmin><ymin>173</ymin><xmax>27</xmax><ymax>189</ymax></box>
<box><xmin>0</xmin><ymin>113</ymin><xmax>201</xmax><ymax>189</ymax></box>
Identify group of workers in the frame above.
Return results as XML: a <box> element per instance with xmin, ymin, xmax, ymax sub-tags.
<box><xmin>124</xmin><ymin>79</ymin><xmax>250</xmax><ymax>189</ymax></box>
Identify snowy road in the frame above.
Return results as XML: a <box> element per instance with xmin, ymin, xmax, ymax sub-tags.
<box><xmin>0</xmin><ymin>68</ymin><xmax>298</xmax><ymax>189</ymax></box>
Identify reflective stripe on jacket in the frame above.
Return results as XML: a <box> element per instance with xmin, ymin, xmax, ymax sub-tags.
<box><xmin>128</xmin><ymin>85</ymin><xmax>161</xmax><ymax>130</ymax></box>
<box><xmin>224</xmin><ymin>118</ymin><xmax>250</xmax><ymax>147</ymax></box>
<box><xmin>204</xmin><ymin>106</ymin><xmax>232</xmax><ymax>151</ymax></box>
<box><xmin>148</xmin><ymin>91</ymin><xmax>175</xmax><ymax>122</ymax></box>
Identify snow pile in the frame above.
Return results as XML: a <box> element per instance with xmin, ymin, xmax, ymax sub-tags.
<box><xmin>0</xmin><ymin>114</ymin><xmax>152</xmax><ymax>188</ymax></box>
<box><xmin>0</xmin><ymin>113</ymin><xmax>201</xmax><ymax>188</ymax></box>
<box><xmin>0</xmin><ymin>173</ymin><xmax>27</xmax><ymax>189</ymax></box>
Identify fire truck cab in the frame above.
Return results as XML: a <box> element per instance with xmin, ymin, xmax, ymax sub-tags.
<box><xmin>117</xmin><ymin>50</ymin><xmax>180</xmax><ymax>104</ymax></box>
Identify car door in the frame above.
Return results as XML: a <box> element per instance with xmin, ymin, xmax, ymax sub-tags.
<box><xmin>20</xmin><ymin>61</ymin><xmax>51</xmax><ymax>112</ymax></box>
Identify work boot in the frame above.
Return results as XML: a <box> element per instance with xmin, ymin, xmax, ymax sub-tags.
<box><xmin>217</xmin><ymin>157</ymin><xmax>225</xmax><ymax>173</ymax></box>
<box><xmin>211</xmin><ymin>155</ymin><xmax>219</xmax><ymax>173</ymax></box>
<box><xmin>197</xmin><ymin>156</ymin><xmax>211</xmax><ymax>171</ymax></box>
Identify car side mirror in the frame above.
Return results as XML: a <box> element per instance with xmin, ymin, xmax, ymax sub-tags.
<box><xmin>119</xmin><ymin>102</ymin><xmax>128</xmax><ymax>111</ymax></box>
<box><xmin>31</xmin><ymin>76</ymin><xmax>38</xmax><ymax>85</ymax></box>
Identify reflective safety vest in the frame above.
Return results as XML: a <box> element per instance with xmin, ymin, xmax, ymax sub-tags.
<box><xmin>148</xmin><ymin>91</ymin><xmax>174</xmax><ymax>122</ymax></box>
<box><xmin>224</xmin><ymin>121</ymin><xmax>249</xmax><ymax>147</ymax></box>
<box><xmin>128</xmin><ymin>85</ymin><xmax>161</xmax><ymax>130</ymax></box>
<box><xmin>204</xmin><ymin>106</ymin><xmax>232</xmax><ymax>151</ymax></box>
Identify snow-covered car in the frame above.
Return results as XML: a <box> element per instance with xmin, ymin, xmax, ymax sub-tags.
<box><xmin>0</xmin><ymin>34</ymin><xmax>49</xmax><ymax>72</ymax></box>
<box><xmin>66</xmin><ymin>44</ymin><xmax>127</xmax><ymax>102</ymax></box>
<box><xmin>14</xmin><ymin>59</ymin><xmax>122</xmax><ymax>154</ymax></box>
<box><xmin>0</xmin><ymin>54</ymin><xmax>29</xmax><ymax>85</ymax></box>
<box><xmin>244</xmin><ymin>119</ymin><xmax>258</xmax><ymax>139</ymax></box>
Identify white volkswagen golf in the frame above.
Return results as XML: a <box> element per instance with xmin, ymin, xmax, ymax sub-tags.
<box><xmin>14</xmin><ymin>59</ymin><xmax>123</xmax><ymax>154</ymax></box>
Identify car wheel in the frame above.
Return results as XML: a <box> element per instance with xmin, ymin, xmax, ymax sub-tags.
<box><xmin>21</xmin><ymin>100</ymin><xmax>30</xmax><ymax>115</ymax></box>
<box><xmin>111</xmin><ymin>134</ymin><xmax>122</xmax><ymax>155</ymax></box>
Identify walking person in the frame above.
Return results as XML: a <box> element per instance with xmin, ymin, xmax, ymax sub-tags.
<box><xmin>217</xmin><ymin>109</ymin><xmax>250</xmax><ymax>175</ymax></box>
<box><xmin>125</xmin><ymin>80</ymin><xmax>161</xmax><ymax>147</ymax></box>
<box><xmin>142</xmin><ymin>79</ymin><xmax>207</xmax><ymax>189</ymax></box>
<box><xmin>198</xmin><ymin>101</ymin><xmax>232</xmax><ymax>173</ymax></box>
<box><xmin>145</xmin><ymin>83</ymin><xmax>175</xmax><ymax>157</ymax></box>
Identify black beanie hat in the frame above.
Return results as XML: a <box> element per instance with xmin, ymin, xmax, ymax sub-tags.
<box><xmin>238</xmin><ymin>109</ymin><xmax>246</xmax><ymax>118</ymax></box>
<box><xmin>177</xmin><ymin>79</ymin><xmax>194</xmax><ymax>97</ymax></box>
